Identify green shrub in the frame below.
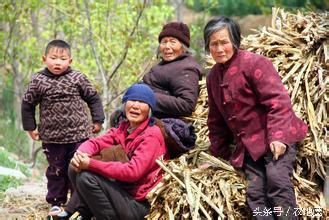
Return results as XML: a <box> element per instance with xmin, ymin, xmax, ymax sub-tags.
<box><xmin>0</xmin><ymin>118</ymin><xmax>30</xmax><ymax>158</ymax></box>
<box><xmin>0</xmin><ymin>147</ymin><xmax>31</xmax><ymax>198</ymax></box>
<box><xmin>186</xmin><ymin>0</ymin><xmax>327</xmax><ymax>17</ymax></box>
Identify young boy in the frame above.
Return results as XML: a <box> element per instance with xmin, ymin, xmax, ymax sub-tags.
<box><xmin>21</xmin><ymin>39</ymin><xmax>105</xmax><ymax>218</ymax></box>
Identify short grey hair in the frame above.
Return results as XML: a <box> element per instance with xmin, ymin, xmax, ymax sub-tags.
<box><xmin>204</xmin><ymin>16</ymin><xmax>241</xmax><ymax>52</ymax></box>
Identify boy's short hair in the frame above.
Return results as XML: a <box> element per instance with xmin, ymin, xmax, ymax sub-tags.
<box><xmin>45</xmin><ymin>39</ymin><xmax>71</xmax><ymax>55</ymax></box>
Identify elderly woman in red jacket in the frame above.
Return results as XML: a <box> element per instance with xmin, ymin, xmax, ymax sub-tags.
<box><xmin>69</xmin><ymin>84</ymin><xmax>169</xmax><ymax>219</ymax></box>
<box><xmin>204</xmin><ymin>17</ymin><xmax>307</xmax><ymax>219</ymax></box>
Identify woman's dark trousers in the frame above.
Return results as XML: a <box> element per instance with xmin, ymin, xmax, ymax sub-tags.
<box><xmin>68</xmin><ymin>168</ymin><xmax>150</xmax><ymax>220</ymax></box>
<box><xmin>243</xmin><ymin>144</ymin><xmax>298</xmax><ymax>220</ymax></box>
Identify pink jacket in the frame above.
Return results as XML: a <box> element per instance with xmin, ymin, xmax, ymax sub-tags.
<box><xmin>78</xmin><ymin>118</ymin><xmax>168</xmax><ymax>201</ymax></box>
<box><xmin>207</xmin><ymin>50</ymin><xmax>308</xmax><ymax>167</ymax></box>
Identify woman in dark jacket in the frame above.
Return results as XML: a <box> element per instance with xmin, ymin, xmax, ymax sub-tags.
<box><xmin>143</xmin><ymin>21</ymin><xmax>202</xmax><ymax>119</ymax></box>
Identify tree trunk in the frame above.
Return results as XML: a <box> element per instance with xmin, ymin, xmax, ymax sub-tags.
<box><xmin>12</xmin><ymin>59</ymin><xmax>23</xmax><ymax>129</ymax></box>
<box><xmin>170</xmin><ymin>0</ymin><xmax>184</xmax><ymax>21</ymax></box>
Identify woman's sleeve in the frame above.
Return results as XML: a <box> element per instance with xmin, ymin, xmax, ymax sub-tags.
<box><xmin>78</xmin><ymin>127</ymin><xmax>119</xmax><ymax>156</ymax></box>
<box><xmin>87</xmin><ymin>135</ymin><xmax>162</xmax><ymax>182</ymax></box>
<box><xmin>155</xmin><ymin>67</ymin><xmax>200</xmax><ymax>117</ymax></box>
<box><xmin>206</xmin><ymin>76</ymin><xmax>233</xmax><ymax>160</ymax></box>
<box><xmin>248</xmin><ymin>56</ymin><xmax>296</xmax><ymax>144</ymax></box>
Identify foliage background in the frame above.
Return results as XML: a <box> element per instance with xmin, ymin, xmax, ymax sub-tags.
<box><xmin>0</xmin><ymin>0</ymin><xmax>327</xmax><ymax>194</ymax></box>
<box><xmin>186</xmin><ymin>0</ymin><xmax>327</xmax><ymax>16</ymax></box>
<box><xmin>0</xmin><ymin>0</ymin><xmax>174</xmax><ymax>194</ymax></box>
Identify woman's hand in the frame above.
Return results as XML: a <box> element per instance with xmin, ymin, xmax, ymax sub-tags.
<box><xmin>28</xmin><ymin>130</ymin><xmax>40</xmax><ymax>141</ymax></box>
<box><xmin>270</xmin><ymin>141</ymin><xmax>287</xmax><ymax>161</ymax></box>
<box><xmin>71</xmin><ymin>150</ymin><xmax>90</xmax><ymax>171</ymax></box>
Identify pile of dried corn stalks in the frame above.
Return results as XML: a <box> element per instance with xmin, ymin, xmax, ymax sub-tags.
<box><xmin>147</xmin><ymin>8</ymin><xmax>328</xmax><ymax>219</ymax></box>
<box><xmin>146</xmin><ymin>150</ymin><xmax>250</xmax><ymax>220</ymax></box>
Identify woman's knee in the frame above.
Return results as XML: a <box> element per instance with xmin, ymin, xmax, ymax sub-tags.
<box><xmin>246</xmin><ymin>182</ymin><xmax>266</xmax><ymax>201</ymax></box>
<box><xmin>68</xmin><ymin>166</ymin><xmax>77</xmax><ymax>182</ymax></box>
<box><xmin>266</xmin><ymin>166</ymin><xmax>292</xmax><ymax>189</ymax></box>
<box><xmin>75</xmin><ymin>171</ymin><xmax>98</xmax><ymax>191</ymax></box>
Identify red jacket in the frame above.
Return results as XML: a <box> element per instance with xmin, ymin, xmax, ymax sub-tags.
<box><xmin>207</xmin><ymin>50</ymin><xmax>307</xmax><ymax>167</ymax></box>
<box><xmin>78</xmin><ymin>118</ymin><xmax>168</xmax><ymax>201</ymax></box>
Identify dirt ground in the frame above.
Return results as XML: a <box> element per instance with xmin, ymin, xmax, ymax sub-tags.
<box><xmin>0</xmin><ymin>180</ymin><xmax>48</xmax><ymax>220</ymax></box>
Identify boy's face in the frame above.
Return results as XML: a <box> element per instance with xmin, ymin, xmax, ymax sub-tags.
<box><xmin>43</xmin><ymin>47</ymin><xmax>72</xmax><ymax>75</ymax></box>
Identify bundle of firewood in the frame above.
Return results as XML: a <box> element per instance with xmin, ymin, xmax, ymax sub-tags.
<box><xmin>147</xmin><ymin>8</ymin><xmax>328</xmax><ymax>219</ymax></box>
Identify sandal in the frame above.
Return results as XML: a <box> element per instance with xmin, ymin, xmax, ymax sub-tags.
<box><xmin>48</xmin><ymin>205</ymin><xmax>69</xmax><ymax>217</ymax></box>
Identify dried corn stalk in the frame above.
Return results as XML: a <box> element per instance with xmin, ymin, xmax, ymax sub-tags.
<box><xmin>185</xmin><ymin>79</ymin><xmax>210</xmax><ymax>147</ymax></box>
<box><xmin>146</xmin><ymin>150</ymin><xmax>249</xmax><ymax>220</ymax></box>
<box><xmin>148</xmin><ymin>8</ymin><xmax>328</xmax><ymax>219</ymax></box>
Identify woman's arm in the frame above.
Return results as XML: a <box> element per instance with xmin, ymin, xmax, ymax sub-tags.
<box><xmin>86</xmin><ymin>135</ymin><xmax>163</xmax><ymax>182</ymax></box>
<box><xmin>78</xmin><ymin>127</ymin><xmax>120</xmax><ymax>156</ymax></box>
<box><xmin>155</xmin><ymin>68</ymin><xmax>200</xmax><ymax>117</ymax></box>
<box><xmin>207</xmin><ymin>75</ymin><xmax>233</xmax><ymax>160</ymax></box>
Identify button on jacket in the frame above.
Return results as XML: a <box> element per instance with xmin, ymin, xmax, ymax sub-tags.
<box><xmin>207</xmin><ymin>50</ymin><xmax>308</xmax><ymax>167</ymax></box>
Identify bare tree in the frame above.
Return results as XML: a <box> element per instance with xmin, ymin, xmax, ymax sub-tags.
<box><xmin>168</xmin><ymin>0</ymin><xmax>184</xmax><ymax>21</ymax></box>
<box><xmin>83</xmin><ymin>0</ymin><xmax>147</xmax><ymax>130</ymax></box>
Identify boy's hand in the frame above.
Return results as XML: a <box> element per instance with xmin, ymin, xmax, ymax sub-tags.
<box><xmin>28</xmin><ymin>130</ymin><xmax>40</xmax><ymax>141</ymax></box>
<box><xmin>92</xmin><ymin>123</ymin><xmax>102</xmax><ymax>134</ymax></box>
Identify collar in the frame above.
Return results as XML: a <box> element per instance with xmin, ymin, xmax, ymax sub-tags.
<box><xmin>121</xmin><ymin>118</ymin><xmax>151</xmax><ymax>140</ymax></box>
<box><xmin>217</xmin><ymin>49</ymin><xmax>240</xmax><ymax>71</ymax></box>
<box><xmin>159</xmin><ymin>53</ymin><xmax>189</xmax><ymax>65</ymax></box>
<box><xmin>41</xmin><ymin>66</ymin><xmax>72</xmax><ymax>77</ymax></box>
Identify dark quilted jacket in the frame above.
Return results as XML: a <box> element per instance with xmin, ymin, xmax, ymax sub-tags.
<box><xmin>143</xmin><ymin>53</ymin><xmax>201</xmax><ymax>118</ymax></box>
<box><xmin>21</xmin><ymin>67</ymin><xmax>105</xmax><ymax>144</ymax></box>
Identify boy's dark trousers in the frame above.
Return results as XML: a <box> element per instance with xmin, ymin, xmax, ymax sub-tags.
<box><xmin>68</xmin><ymin>168</ymin><xmax>150</xmax><ymax>220</ymax></box>
<box><xmin>243</xmin><ymin>144</ymin><xmax>297</xmax><ymax>220</ymax></box>
<box><xmin>42</xmin><ymin>141</ymin><xmax>85</xmax><ymax>207</ymax></box>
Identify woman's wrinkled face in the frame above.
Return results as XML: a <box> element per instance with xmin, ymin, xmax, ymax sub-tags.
<box><xmin>209</xmin><ymin>28</ymin><xmax>234</xmax><ymax>64</ymax></box>
<box><xmin>159</xmin><ymin>37</ymin><xmax>184</xmax><ymax>62</ymax></box>
<box><xmin>125</xmin><ymin>100</ymin><xmax>150</xmax><ymax>128</ymax></box>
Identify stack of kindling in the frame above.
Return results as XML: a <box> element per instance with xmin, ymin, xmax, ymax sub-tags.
<box><xmin>146</xmin><ymin>8</ymin><xmax>328</xmax><ymax>219</ymax></box>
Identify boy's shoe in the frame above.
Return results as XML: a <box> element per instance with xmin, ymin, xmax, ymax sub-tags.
<box><xmin>47</xmin><ymin>205</ymin><xmax>70</xmax><ymax>219</ymax></box>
